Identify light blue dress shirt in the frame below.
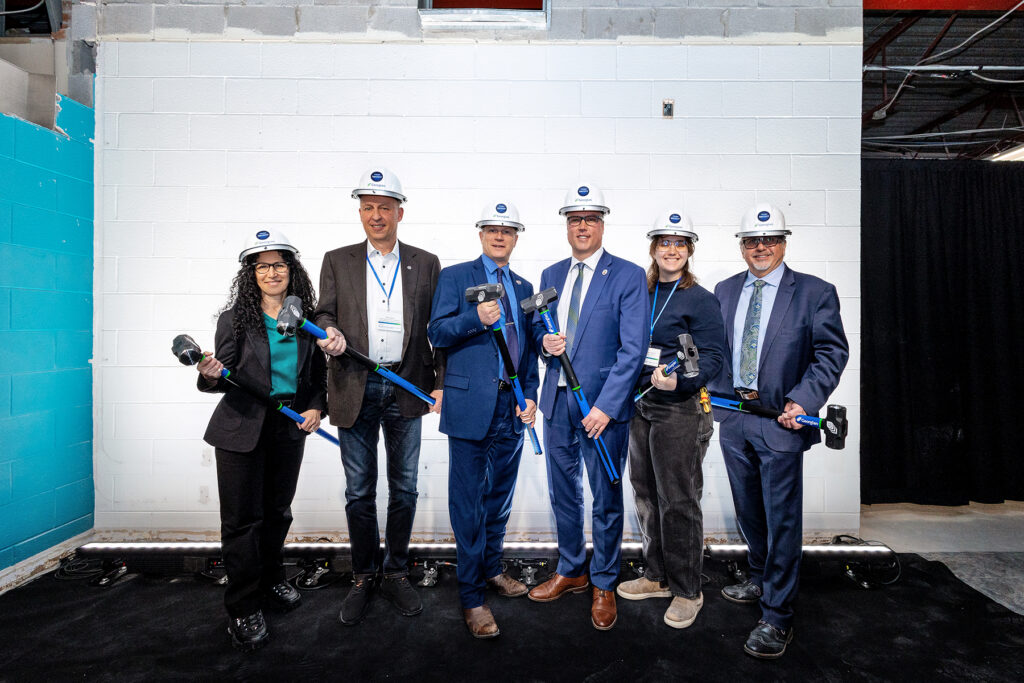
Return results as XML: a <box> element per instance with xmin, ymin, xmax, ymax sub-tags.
<box><xmin>731</xmin><ymin>264</ymin><xmax>786</xmax><ymax>391</ymax></box>
<box><xmin>482</xmin><ymin>253</ymin><xmax>522</xmax><ymax>380</ymax></box>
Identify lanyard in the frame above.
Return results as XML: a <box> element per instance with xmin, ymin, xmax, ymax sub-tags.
<box><xmin>366</xmin><ymin>251</ymin><xmax>401</xmax><ymax>308</ymax></box>
<box><xmin>649</xmin><ymin>279</ymin><xmax>680</xmax><ymax>342</ymax></box>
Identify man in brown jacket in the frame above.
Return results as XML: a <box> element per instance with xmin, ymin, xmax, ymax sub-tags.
<box><xmin>314</xmin><ymin>168</ymin><xmax>444</xmax><ymax>626</ymax></box>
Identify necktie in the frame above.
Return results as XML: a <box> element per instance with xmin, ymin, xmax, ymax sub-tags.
<box><xmin>565</xmin><ymin>262</ymin><xmax>585</xmax><ymax>355</ymax></box>
<box><xmin>739</xmin><ymin>279</ymin><xmax>766</xmax><ymax>387</ymax></box>
<box><xmin>500</xmin><ymin>270</ymin><xmax>519</xmax><ymax>377</ymax></box>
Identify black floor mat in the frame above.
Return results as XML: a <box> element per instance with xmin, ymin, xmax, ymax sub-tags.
<box><xmin>1</xmin><ymin>554</ymin><xmax>1022</xmax><ymax>681</ymax></box>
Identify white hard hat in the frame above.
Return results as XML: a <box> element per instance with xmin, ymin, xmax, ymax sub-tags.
<box><xmin>352</xmin><ymin>167</ymin><xmax>407</xmax><ymax>203</ymax></box>
<box><xmin>736</xmin><ymin>203</ymin><xmax>790</xmax><ymax>238</ymax></box>
<box><xmin>239</xmin><ymin>228</ymin><xmax>299</xmax><ymax>263</ymax></box>
<box><xmin>476</xmin><ymin>201</ymin><xmax>524</xmax><ymax>232</ymax></box>
<box><xmin>647</xmin><ymin>211</ymin><xmax>698</xmax><ymax>242</ymax></box>
<box><xmin>559</xmin><ymin>184</ymin><xmax>610</xmax><ymax>216</ymax></box>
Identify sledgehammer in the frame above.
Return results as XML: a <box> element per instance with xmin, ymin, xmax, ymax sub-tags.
<box><xmin>634</xmin><ymin>333</ymin><xmax>700</xmax><ymax>402</ymax></box>
<box><xmin>465</xmin><ymin>283</ymin><xmax>542</xmax><ymax>456</ymax></box>
<box><xmin>711</xmin><ymin>396</ymin><xmax>848</xmax><ymax>450</ymax></box>
<box><xmin>171</xmin><ymin>333</ymin><xmax>340</xmax><ymax>446</ymax></box>
<box><xmin>275</xmin><ymin>295</ymin><xmax>436</xmax><ymax>407</ymax></box>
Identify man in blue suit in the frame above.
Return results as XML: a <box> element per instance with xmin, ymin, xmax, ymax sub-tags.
<box><xmin>526</xmin><ymin>184</ymin><xmax>649</xmax><ymax>631</ymax></box>
<box><xmin>711</xmin><ymin>203</ymin><xmax>849</xmax><ymax>659</ymax></box>
<box><xmin>428</xmin><ymin>201</ymin><xmax>539</xmax><ymax>639</ymax></box>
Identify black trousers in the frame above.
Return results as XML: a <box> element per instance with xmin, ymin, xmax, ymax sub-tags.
<box><xmin>628</xmin><ymin>395</ymin><xmax>713</xmax><ymax>599</ymax></box>
<box><xmin>215</xmin><ymin>413</ymin><xmax>305</xmax><ymax>618</ymax></box>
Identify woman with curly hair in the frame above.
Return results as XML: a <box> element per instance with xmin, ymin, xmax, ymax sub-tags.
<box><xmin>194</xmin><ymin>229</ymin><xmax>327</xmax><ymax>651</ymax></box>
<box><xmin>617</xmin><ymin>211</ymin><xmax>727</xmax><ymax>631</ymax></box>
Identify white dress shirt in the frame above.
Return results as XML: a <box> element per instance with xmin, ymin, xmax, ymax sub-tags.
<box><xmin>366</xmin><ymin>240</ymin><xmax>405</xmax><ymax>364</ymax></box>
<box><xmin>556</xmin><ymin>247</ymin><xmax>604</xmax><ymax>387</ymax></box>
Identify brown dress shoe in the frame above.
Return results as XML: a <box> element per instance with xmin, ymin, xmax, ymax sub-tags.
<box><xmin>486</xmin><ymin>573</ymin><xmax>529</xmax><ymax>598</ymax></box>
<box><xmin>527</xmin><ymin>573</ymin><xmax>590</xmax><ymax>603</ymax></box>
<box><xmin>463</xmin><ymin>605</ymin><xmax>500</xmax><ymax>639</ymax></box>
<box><xmin>591</xmin><ymin>587</ymin><xmax>617</xmax><ymax>630</ymax></box>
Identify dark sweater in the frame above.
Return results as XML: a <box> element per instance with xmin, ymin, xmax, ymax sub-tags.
<box><xmin>639</xmin><ymin>280</ymin><xmax>727</xmax><ymax>402</ymax></box>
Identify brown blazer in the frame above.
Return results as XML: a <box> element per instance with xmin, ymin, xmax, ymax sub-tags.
<box><xmin>199</xmin><ymin>307</ymin><xmax>328</xmax><ymax>452</ymax></box>
<box><xmin>314</xmin><ymin>240</ymin><xmax>445</xmax><ymax>428</ymax></box>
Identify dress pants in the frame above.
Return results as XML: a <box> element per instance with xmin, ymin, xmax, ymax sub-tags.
<box><xmin>337</xmin><ymin>372</ymin><xmax>421</xmax><ymax>577</ymax></box>
<box><xmin>628</xmin><ymin>395</ymin><xmax>713</xmax><ymax>599</ymax></box>
<box><xmin>448</xmin><ymin>390</ymin><xmax>524</xmax><ymax>609</ymax></box>
<box><xmin>215</xmin><ymin>413</ymin><xmax>305</xmax><ymax>618</ymax></box>
<box><xmin>719</xmin><ymin>411</ymin><xmax>804</xmax><ymax>630</ymax></box>
<box><xmin>543</xmin><ymin>389</ymin><xmax>629</xmax><ymax>591</ymax></box>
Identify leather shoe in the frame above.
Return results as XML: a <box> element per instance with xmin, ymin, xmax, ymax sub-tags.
<box><xmin>379</xmin><ymin>574</ymin><xmax>423</xmax><ymax>616</ymax></box>
<box><xmin>721</xmin><ymin>579</ymin><xmax>762</xmax><ymax>605</ymax></box>
<box><xmin>339</xmin><ymin>574</ymin><xmax>375</xmax><ymax>626</ymax></box>
<box><xmin>591</xmin><ymin>587</ymin><xmax>617</xmax><ymax>630</ymax></box>
<box><xmin>227</xmin><ymin>609</ymin><xmax>269</xmax><ymax>652</ymax></box>
<box><xmin>528</xmin><ymin>573</ymin><xmax>589</xmax><ymax>603</ymax></box>
<box><xmin>265</xmin><ymin>580</ymin><xmax>301</xmax><ymax>612</ymax></box>
<box><xmin>744</xmin><ymin>620</ymin><xmax>793</xmax><ymax>659</ymax></box>
<box><xmin>463</xmin><ymin>605</ymin><xmax>500</xmax><ymax>639</ymax></box>
<box><xmin>486</xmin><ymin>572</ymin><xmax>528</xmax><ymax>598</ymax></box>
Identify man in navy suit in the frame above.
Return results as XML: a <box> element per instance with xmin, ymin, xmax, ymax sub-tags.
<box><xmin>428</xmin><ymin>201</ymin><xmax>539</xmax><ymax>639</ymax></box>
<box><xmin>526</xmin><ymin>184</ymin><xmax>649</xmax><ymax>631</ymax></box>
<box><xmin>711</xmin><ymin>203</ymin><xmax>849</xmax><ymax>659</ymax></box>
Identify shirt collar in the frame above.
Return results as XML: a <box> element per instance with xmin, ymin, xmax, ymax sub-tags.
<box><xmin>571</xmin><ymin>247</ymin><xmax>604</xmax><ymax>273</ymax></box>
<box><xmin>744</xmin><ymin>262</ymin><xmax>785</xmax><ymax>288</ymax></box>
<box><xmin>367</xmin><ymin>240</ymin><xmax>400</xmax><ymax>260</ymax></box>
<box><xmin>481</xmin><ymin>253</ymin><xmax>509</xmax><ymax>278</ymax></box>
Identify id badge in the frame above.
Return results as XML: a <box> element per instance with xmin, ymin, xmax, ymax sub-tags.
<box><xmin>644</xmin><ymin>346</ymin><xmax>661</xmax><ymax>368</ymax></box>
<box><xmin>377</xmin><ymin>312</ymin><xmax>402</xmax><ymax>333</ymax></box>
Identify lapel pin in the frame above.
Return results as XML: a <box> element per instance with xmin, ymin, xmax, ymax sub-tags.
<box><xmin>601</xmin><ymin>269</ymin><xmax>608</xmax><ymax>276</ymax></box>
<box><xmin>406</xmin><ymin>265</ymin><xmax>412</xmax><ymax>269</ymax></box>
<box><xmin>516</xmin><ymin>279</ymin><xmax>522</xmax><ymax>285</ymax></box>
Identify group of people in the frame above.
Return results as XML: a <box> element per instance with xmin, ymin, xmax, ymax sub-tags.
<box><xmin>194</xmin><ymin>168</ymin><xmax>849</xmax><ymax>660</ymax></box>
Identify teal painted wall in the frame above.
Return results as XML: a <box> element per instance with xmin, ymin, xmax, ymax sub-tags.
<box><xmin>0</xmin><ymin>96</ymin><xmax>94</xmax><ymax>571</ymax></box>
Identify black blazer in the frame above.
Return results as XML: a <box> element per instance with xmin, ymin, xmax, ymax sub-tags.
<box><xmin>313</xmin><ymin>240</ymin><xmax>445</xmax><ymax>428</ymax></box>
<box><xmin>199</xmin><ymin>306</ymin><xmax>328</xmax><ymax>452</ymax></box>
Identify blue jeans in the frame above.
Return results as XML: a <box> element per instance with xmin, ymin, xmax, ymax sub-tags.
<box><xmin>337</xmin><ymin>372</ymin><xmax>421</xmax><ymax>576</ymax></box>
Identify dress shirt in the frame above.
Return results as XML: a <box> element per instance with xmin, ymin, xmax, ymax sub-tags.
<box><xmin>367</xmin><ymin>240</ymin><xmax>405</xmax><ymax>364</ymax></box>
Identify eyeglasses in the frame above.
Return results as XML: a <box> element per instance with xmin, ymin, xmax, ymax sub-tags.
<box><xmin>741</xmin><ymin>236</ymin><xmax>785</xmax><ymax>250</ymax></box>
<box><xmin>253</xmin><ymin>262</ymin><xmax>289</xmax><ymax>275</ymax></box>
<box><xmin>566</xmin><ymin>216</ymin><xmax>603</xmax><ymax>227</ymax></box>
<box><xmin>656</xmin><ymin>239</ymin><xmax>690</xmax><ymax>250</ymax></box>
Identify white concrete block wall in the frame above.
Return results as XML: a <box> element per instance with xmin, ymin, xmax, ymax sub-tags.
<box><xmin>94</xmin><ymin>39</ymin><xmax>861</xmax><ymax>542</ymax></box>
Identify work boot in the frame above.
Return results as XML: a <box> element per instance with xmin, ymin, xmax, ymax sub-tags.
<box><xmin>463</xmin><ymin>605</ymin><xmax>500</xmax><ymax>639</ymax></box>
<box><xmin>663</xmin><ymin>593</ymin><xmax>703</xmax><ymax>629</ymax></box>
<box><xmin>379</xmin><ymin>574</ymin><xmax>423</xmax><ymax>616</ymax></box>
<box><xmin>616</xmin><ymin>576</ymin><xmax>671</xmax><ymax>601</ymax></box>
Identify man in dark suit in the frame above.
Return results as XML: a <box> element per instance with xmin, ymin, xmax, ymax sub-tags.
<box><xmin>526</xmin><ymin>184</ymin><xmax>649</xmax><ymax>631</ymax></box>
<box><xmin>314</xmin><ymin>168</ymin><xmax>444</xmax><ymax>626</ymax></box>
<box><xmin>711</xmin><ymin>203</ymin><xmax>849</xmax><ymax>659</ymax></box>
<box><xmin>427</xmin><ymin>201</ymin><xmax>539</xmax><ymax>639</ymax></box>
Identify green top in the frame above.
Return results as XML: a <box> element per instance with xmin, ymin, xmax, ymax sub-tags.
<box><xmin>264</xmin><ymin>313</ymin><xmax>298</xmax><ymax>399</ymax></box>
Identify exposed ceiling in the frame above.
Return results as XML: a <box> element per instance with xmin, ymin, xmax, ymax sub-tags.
<box><xmin>863</xmin><ymin>5</ymin><xmax>1024</xmax><ymax>159</ymax></box>
<box><xmin>0</xmin><ymin>0</ymin><xmax>60</xmax><ymax>37</ymax></box>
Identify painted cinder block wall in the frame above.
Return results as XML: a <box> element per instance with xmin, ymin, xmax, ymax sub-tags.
<box><xmin>0</xmin><ymin>96</ymin><xmax>95</xmax><ymax>572</ymax></box>
<box><xmin>89</xmin><ymin>1</ymin><xmax>861</xmax><ymax>543</ymax></box>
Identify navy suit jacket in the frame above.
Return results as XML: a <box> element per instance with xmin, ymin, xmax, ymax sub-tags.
<box><xmin>428</xmin><ymin>257</ymin><xmax>539</xmax><ymax>441</ymax></box>
<box><xmin>531</xmin><ymin>250</ymin><xmax>649</xmax><ymax>424</ymax></box>
<box><xmin>711</xmin><ymin>264</ymin><xmax>849</xmax><ymax>452</ymax></box>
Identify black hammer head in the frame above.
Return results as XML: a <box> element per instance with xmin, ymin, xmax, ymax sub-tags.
<box><xmin>171</xmin><ymin>334</ymin><xmax>203</xmax><ymax>366</ymax></box>
<box><xmin>276</xmin><ymin>295</ymin><xmax>304</xmax><ymax>338</ymax></box>
<box><xmin>465</xmin><ymin>283</ymin><xmax>504</xmax><ymax>304</ymax></box>
<box><xmin>520</xmin><ymin>287</ymin><xmax>558</xmax><ymax>314</ymax></box>
<box><xmin>676</xmin><ymin>333</ymin><xmax>700</xmax><ymax>378</ymax></box>
<box><xmin>823</xmin><ymin>404</ymin><xmax>848</xmax><ymax>450</ymax></box>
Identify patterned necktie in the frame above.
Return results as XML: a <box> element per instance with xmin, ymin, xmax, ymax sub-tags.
<box><xmin>500</xmin><ymin>270</ymin><xmax>519</xmax><ymax>377</ymax></box>
<box><xmin>564</xmin><ymin>262</ymin><xmax>585</xmax><ymax>355</ymax></box>
<box><xmin>739</xmin><ymin>279</ymin><xmax>766</xmax><ymax>387</ymax></box>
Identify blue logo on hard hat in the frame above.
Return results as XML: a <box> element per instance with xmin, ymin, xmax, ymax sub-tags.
<box><xmin>758</xmin><ymin>211</ymin><xmax>771</xmax><ymax>222</ymax></box>
<box><xmin>669</xmin><ymin>214</ymin><xmax>681</xmax><ymax>224</ymax></box>
<box><xmin>578</xmin><ymin>186</ymin><xmax>590</xmax><ymax>197</ymax></box>
<box><xmin>256</xmin><ymin>230</ymin><xmax>270</xmax><ymax>240</ymax></box>
<box><xmin>496</xmin><ymin>204</ymin><xmax>507</xmax><ymax>214</ymax></box>
<box><xmin>370</xmin><ymin>171</ymin><xmax>383</xmax><ymax>182</ymax></box>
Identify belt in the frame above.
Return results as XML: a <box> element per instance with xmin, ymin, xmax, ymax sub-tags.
<box><xmin>735</xmin><ymin>388</ymin><xmax>759</xmax><ymax>401</ymax></box>
<box><xmin>497</xmin><ymin>380</ymin><xmax>513</xmax><ymax>392</ymax></box>
<box><xmin>377</xmin><ymin>362</ymin><xmax>399</xmax><ymax>371</ymax></box>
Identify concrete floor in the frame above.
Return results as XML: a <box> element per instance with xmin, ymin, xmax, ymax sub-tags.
<box><xmin>860</xmin><ymin>501</ymin><xmax>1024</xmax><ymax>615</ymax></box>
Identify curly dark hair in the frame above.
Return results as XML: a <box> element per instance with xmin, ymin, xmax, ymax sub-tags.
<box><xmin>219</xmin><ymin>249</ymin><xmax>318</xmax><ymax>340</ymax></box>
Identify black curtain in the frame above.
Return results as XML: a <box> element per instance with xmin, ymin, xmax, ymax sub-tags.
<box><xmin>861</xmin><ymin>159</ymin><xmax>1024</xmax><ymax>504</ymax></box>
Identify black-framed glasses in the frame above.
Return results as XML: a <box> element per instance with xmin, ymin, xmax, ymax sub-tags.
<box><xmin>566</xmin><ymin>215</ymin><xmax>603</xmax><ymax>227</ymax></box>
<box><xmin>741</xmin><ymin>236</ymin><xmax>785</xmax><ymax>250</ymax></box>
<box><xmin>656</xmin><ymin>238</ymin><xmax>691</xmax><ymax>250</ymax></box>
<box><xmin>253</xmin><ymin>262</ymin><xmax>289</xmax><ymax>275</ymax></box>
